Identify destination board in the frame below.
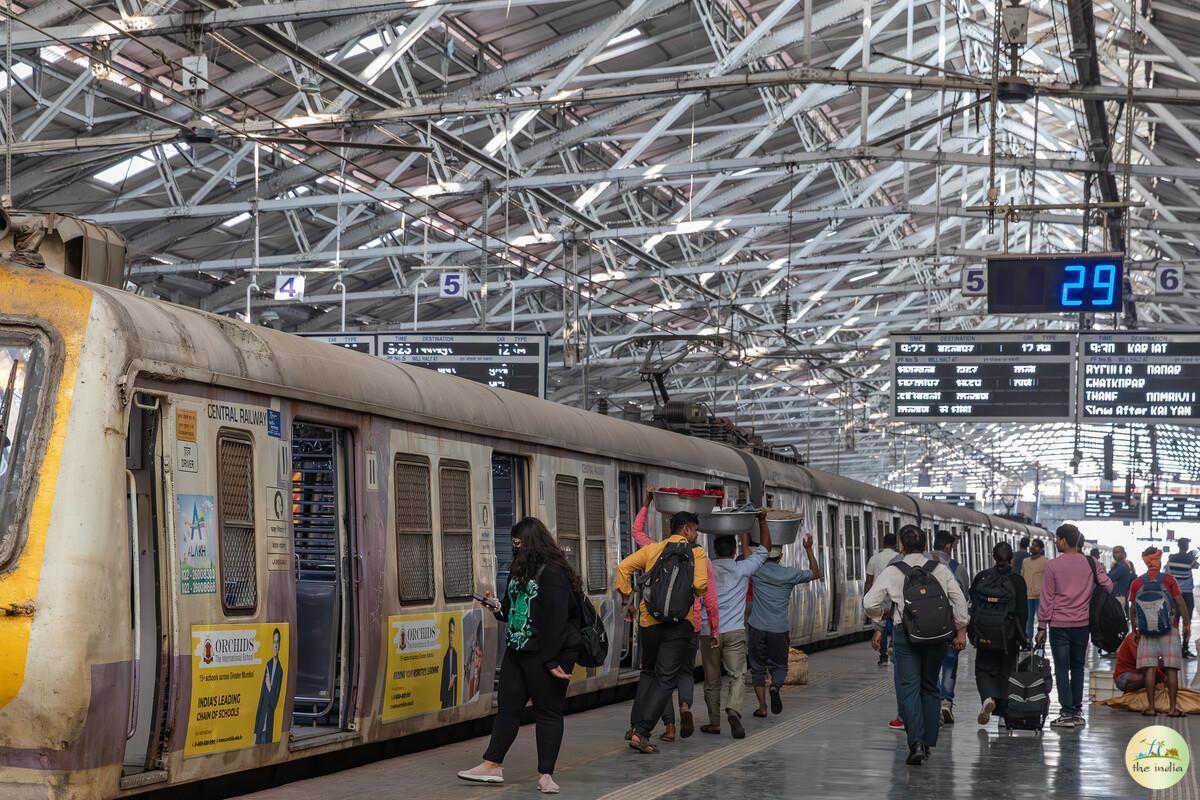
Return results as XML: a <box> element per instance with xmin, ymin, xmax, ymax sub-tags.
<box><xmin>1150</xmin><ymin>494</ymin><xmax>1200</xmax><ymax>522</ymax></box>
<box><xmin>1084</xmin><ymin>491</ymin><xmax>1142</xmax><ymax>520</ymax></box>
<box><xmin>1080</xmin><ymin>334</ymin><xmax>1200</xmax><ymax>422</ymax></box>
<box><xmin>891</xmin><ymin>333</ymin><xmax>1075</xmax><ymax>422</ymax></box>
<box><xmin>298</xmin><ymin>332</ymin><xmax>548</xmax><ymax>399</ymax></box>
<box><xmin>921</xmin><ymin>493</ymin><xmax>977</xmax><ymax>509</ymax></box>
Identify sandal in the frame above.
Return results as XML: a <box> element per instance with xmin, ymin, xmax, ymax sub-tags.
<box><xmin>680</xmin><ymin>709</ymin><xmax>694</xmax><ymax>739</ymax></box>
<box><xmin>628</xmin><ymin>736</ymin><xmax>659</xmax><ymax>754</ymax></box>
<box><xmin>660</xmin><ymin>725</ymin><xmax>676</xmax><ymax>742</ymax></box>
<box><xmin>700</xmin><ymin>724</ymin><xmax>721</xmax><ymax>735</ymax></box>
<box><xmin>1142</xmin><ymin>709</ymin><xmax>1158</xmax><ymax>716</ymax></box>
<box><xmin>624</xmin><ymin>727</ymin><xmax>635</xmax><ymax>741</ymax></box>
<box><xmin>753</xmin><ymin>709</ymin><xmax>768</xmax><ymax>718</ymax></box>
<box><xmin>1167</xmin><ymin>710</ymin><xmax>1185</xmax><ymax>718</ymax></box>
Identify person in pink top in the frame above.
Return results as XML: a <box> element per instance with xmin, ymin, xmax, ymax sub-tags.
<box><xmin>1034</xmin><ymin>524</ymin><xmax>1112</xmax><ymax>728</ymax></box>
<box><xmin>625</xmin><ymin>490</ymin><xmax>719</xmax><ymax>742</ymax></box>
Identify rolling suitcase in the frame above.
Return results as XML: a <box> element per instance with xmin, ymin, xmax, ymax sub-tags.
<box><xmin>1004</xmin><ymin>646</ymin><xmax>1052</xmax><ymax>732</ymax></box>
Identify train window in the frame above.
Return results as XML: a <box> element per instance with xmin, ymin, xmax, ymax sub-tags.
<box><xmin>217</xmin><ymin>432</ymin><xmax>258</xmax><ymax>613</ymax></box>
<box><xmin>815</xmin><ymin>511</ymin><xmax>825</xmax><ymax>571</ymax></box>
<box><xmin>851</xmin><ymin>516</ymin><xmax>862</xmax><ymax>580</ymax></box>
<box><xmin>584</xmin><ymin>482</ymin><xmax>607</xmax><ymax>593</ymax></box>
<box><xmin>843</xmin><ymin>515</ymin><xmax>854</xmax><ymax>580</ymax></box>
<box><xmin>555</xmin><ymin>477</ymin><xmax>581</xmax><ymax>577</ymax></box>
<box><xmin>439</xmin><ymin>462</ymin><xmax>474</xmax><ymax>601</ymax></box>
<box><xmin>0</xmin><ymin>336</ymin><xmax>45</xmax><ymax>568</ymax></box>
<box><xmin>395</xmin><ymin>456</ymin><xmax>434</xmax><ymax>604</ymax></box>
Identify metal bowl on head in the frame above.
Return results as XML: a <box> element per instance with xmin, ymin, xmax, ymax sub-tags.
<box><xmin>698</xmin><ymin>510</ymin><xmax>758</xmax><ymax>536</ymax></box>
<box><xmin>653</xmin><ymin>490</ymin><xmax>720</xmax><ymax>516</ymax></box>
<box><xmin>763</xmin><ymin>516</ymin><xmax>803</xmax><ymax>546</ymax></box>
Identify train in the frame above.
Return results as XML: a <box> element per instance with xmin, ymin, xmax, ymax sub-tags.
<box><xmin>0</xmin><ymin>256</ymin><xmax>1046</xmax><ymax>799</ymax></box>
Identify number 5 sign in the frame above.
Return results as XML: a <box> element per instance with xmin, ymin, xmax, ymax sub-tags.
<box><xmin>961</xmin><ymin>265</ymin><xmax>986</xmax><ymax>296</ymax></box>
<box><xmin>439</xmin><ymin>271</ymin><xmax>466</xmax><ymax>299</ymax></box>
<box><xmin>1156</xmin><ymin>264</ymin><xmax>1184</xmax><ymax>295</ymax></box>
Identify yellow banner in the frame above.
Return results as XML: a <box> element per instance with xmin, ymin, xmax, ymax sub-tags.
<box><xmin>382</xmin><ymin>609</ymin><xmax>484</xmax><ymax>722</ymax></box>
<box><xmin>185</xmin><ymin>624</ymin><xmax>290</xmax><ymax>756</ymax></box>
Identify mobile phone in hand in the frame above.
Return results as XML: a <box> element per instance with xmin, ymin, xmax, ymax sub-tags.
<box><xmin>473</xmin><ymin>593</ymin><xmax>499</xmax><ymax>609</ymax></box>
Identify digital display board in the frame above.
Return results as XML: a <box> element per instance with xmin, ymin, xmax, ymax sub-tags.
<box><xmin>891</xmin><ymin>333</ymin><xmax>1075</xmax><ymax>421</ymax></box>
<box><xmin>922</xmin><ymin>493</ymin><xmax>977</xmax><ymax>509</ymax></box>
<box><xmin>1084</xmin><ymin>491</ymin><xmax>1142</xmax><ymax>520</ymax></box>
<box><xmin>1150</xmin><ymin>494</ymin><xmax>1200</xmax><ymax>522</ymax></box>
<box><xmin>1080</xmin><ymin>334</ymin><xmax>1200</xmax><ymax>422</ymax></box>
<box><xmin>300</xmin><ymin>334</ymin><xmax>376</xmax><ymax>355</ymax></box>
<box><xmin>298</xmin><ymin>332</ymin><xmax>548</xmax><ymax>399</ymax></box>
<box><xmin>987</xmin><ymin>253</ymin><xmax>1123</xmax><ymax>314</ymax></box>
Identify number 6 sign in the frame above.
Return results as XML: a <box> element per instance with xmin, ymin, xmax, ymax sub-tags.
<box><xmin>440</xmin><ymin>271</ymin><xmax>465</xmax><ymax>299</ymax></box>
<box><xmin>1157</xmin><ymin>264</ymin><xmax>1184</xmax><ymax>295</ymax></box>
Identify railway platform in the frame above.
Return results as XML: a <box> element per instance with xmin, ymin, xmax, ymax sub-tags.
<box><xmin>233</xmin><ymin>641</ymin><xmax>1198</xmax><ymax>800</ymax></box>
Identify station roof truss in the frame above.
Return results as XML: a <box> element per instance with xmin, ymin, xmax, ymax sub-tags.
<box><xmin>6</xmin><ymin>0</ymin><xmax>1200</xmax><ymax>491</ymax></box>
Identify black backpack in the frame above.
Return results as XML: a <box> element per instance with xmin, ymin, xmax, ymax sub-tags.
<box><xmin>1087</xmin><ymin>556</ymin><xmax>1128</xmax><ymax>653</ymax></box>
<box><xmin>1006</xmin><ymin>647</ymin><xmax>1052</xmax><ymax>731</ymax></box>
<box><xmin>969</xmin><ymin>569</ymin><xmax>1018</xmax><ymax>652</ymax></box>
<box><xmin>895</xmin><ymin>560</ymin><xmax>955</xmax><ymax>644</ymax></box>
<box><xmin>574</xmin><ymin>592</ymin><xmax>609</xmax><ymax>668</ymax></box>
<box><xmin>640</xmin><ymin>541</ymin><xmax>696</xmax><ymax>623</ymax></box>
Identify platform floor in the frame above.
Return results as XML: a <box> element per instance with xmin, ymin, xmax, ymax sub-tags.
<box><xmin>236</xmin><ymin>638</ymin><xmax>1200</xmax><ymax>800</ymax></box>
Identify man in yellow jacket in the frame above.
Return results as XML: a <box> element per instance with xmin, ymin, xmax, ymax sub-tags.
<box><xmin>616</xmin><ymin>511</ymin><xmax>710</xmax><ymax>754</ymax></box>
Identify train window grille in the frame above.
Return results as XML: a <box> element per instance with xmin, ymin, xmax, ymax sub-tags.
<box><xmin>555</xmin><ymin>477</ymin><xmax>581</xmax><ymax>577</ymax></box>
<box><xmin>815</xmin><ymin>511</ymin><xmax>825</xmax><ymax>575</ymax></box>
<box><xmin>217</xmin><ymin>433</ymin><xmax>257</xmax><ymax>613</ymax></box>
<box><xmin>850</xmin><ymin>516</ymin><xmax>862</xmax><ymax>580</ymax></box>
<box><xmin>440</xmin><ymin>462</ymin><xmax>474</xmax><ymax>600</ymax></box>
<box><xmin>395</xmin><ymin>456</ymin><xmax>434</xmax><ymax>603</ymax></box>
<box><xmin>291</xmin><ymin>424</ymin><xmax>339</xmax><ymax>584</ymax></box>
<box><xmin>584</xmin><ymin>482</ymin><xmax>607</xmax><ymax>593</ymax></box>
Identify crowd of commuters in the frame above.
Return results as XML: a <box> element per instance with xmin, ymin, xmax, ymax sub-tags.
<box><xmin>458</xmin><ymin>502</ymin><xmax>1196</xmax><ymax>788</ymax></box>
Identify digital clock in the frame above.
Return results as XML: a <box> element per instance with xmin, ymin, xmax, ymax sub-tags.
<box><xmin>986</xmin><ymin>253</ymin><xmax>1123</xmax><ymax>314</ymax></box>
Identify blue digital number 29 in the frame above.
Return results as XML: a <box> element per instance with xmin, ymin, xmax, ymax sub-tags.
<box><xmin>1060</xmin><ymin>263</ymin><xmax>1117</xmax><ymax>309</ymax></box>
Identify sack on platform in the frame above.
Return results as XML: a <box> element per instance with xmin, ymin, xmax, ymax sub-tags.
<box><xmin>785</xmin><ymin>648</ymin><xmax>809</xmax><ymax>685</ymax></box>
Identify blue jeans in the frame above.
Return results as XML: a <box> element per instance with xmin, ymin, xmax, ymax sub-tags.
<box><xmin>1049</xmin><ymin>626</ymin><xmax>1089</xmax><ymax>716</ymax></box>
<box><xmin>1026</xmin><ymin>599</ymin><xmax>1040</xmax><ymax>642</ymax></box>
<box><xmin>939</xmin><ymin>649</ymin><xmax>958</xmax><ymax>702</ymax></box>
<box><xmin>893</xmin><ymin>627</ymin><xmax>947</xmax><ymax>749</ymax></box>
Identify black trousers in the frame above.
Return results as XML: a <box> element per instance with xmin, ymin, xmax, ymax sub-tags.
<box><xmin>747</xmin><ymin>625</ymin><xmax>790</xmax><ymax>688</ymax></box>
<box><xmin>974</xmin><ymin>647</ymin><xmax>1019</xmax><ymax>716</ymax></box>
<box><xmin>631</xmin><ymin>620</ymin><xmax>694</xmax><ymax>738</ymax></box>
<box><xmin>483</xmin><ymin>649</ymin><xmax>570</xmax><ymax>775</ymax></box>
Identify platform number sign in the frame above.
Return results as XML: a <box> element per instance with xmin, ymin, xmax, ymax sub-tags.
<box><xmin>1157</xmin><ymin>264</ymin><xmax>1184</xmax><ymax>295</ymax></box>
<box><xmin>439</xmin><ymin>271</ymin><xmax>466</xmax><ymax>299</ymax></box>
<box><xmin>962</xmin><ymin>265</ymin><xmax>986</xmax><ymax>296</ymax></box>
<box><xmin>274</xmin><ymin>274</ymin><xmax>305</xmax><ymax>301</ymax></box>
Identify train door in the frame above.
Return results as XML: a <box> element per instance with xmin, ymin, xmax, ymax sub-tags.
<box><xmin>290</xmin><ymin>422</ymin><xmax>356</xmax><ymax>739</ymax></box>
<box><xmin>491</xmin><ymin>454</ymin><xmax>527</xmax><ymax>677</ymax></box>
<box><xmin>122</xmin><ymin>396</ymin><xmax>171</xmax><ymax>785</ymax></box>
<box><xmin>863</xmin><ymin>510</ymin><xmax>874</xmax><ymax>561</ymax></box>
<box><xmin>826</xmin><ymin>504</ymin><xmax>841</xmax><ymax>632</ymax></box>
<box><xmin>617</xmin><ymin>472</ymin><xmax>644</xmax><ymax>669</ymax></box>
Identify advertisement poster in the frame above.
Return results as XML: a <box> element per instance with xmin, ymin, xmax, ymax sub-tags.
<box><xmin>383</xmin><ymin>611</ymin><xmax>481</xmax><ymax>722</ymax></box>
<box><xmin>185</xmin><ymin>624</ymin><xmax>290</xmax><ymax>756</ymax></box>
<box><xmin>177</xmin><ymin>495</ymin><xmax>216</xmax><ymax>595</ymax></box>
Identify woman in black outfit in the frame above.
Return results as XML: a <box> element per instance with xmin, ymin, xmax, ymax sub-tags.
<box><xmin>970</xmin><ymin>541</ymin><xmax>1028</xmax><ymax>726</ymax></box>
<box><xmin>458</xmin><ymin>517</ymin><xmax>581</xmax><ymax>794</ymax></box>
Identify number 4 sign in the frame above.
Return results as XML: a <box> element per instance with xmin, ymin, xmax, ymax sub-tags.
<box><xmin>1157</xmin><ymin>264</ymin><xmax>1184</xmax><ymax>295</ymax></box>
<box><xmin>439</xmin><ymin>271</ymin><xmax>466</xmax><ymax>299</ymax></box>
<box><xmin>274</xmin><ymin>274</ymin><xmax>306</xmax><ymax>301</ymax></box>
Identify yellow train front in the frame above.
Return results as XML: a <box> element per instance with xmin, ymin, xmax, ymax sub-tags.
<box><xmin>0</xmin><ymin>235</ymin><xmax>1044</xmax><ymax>799</ymax></box>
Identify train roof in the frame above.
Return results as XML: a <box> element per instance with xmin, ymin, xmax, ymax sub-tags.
<box><xmin>47</xmin><ymin>269</ymin><xmax>745</xmax><ymax>480</ymax></box>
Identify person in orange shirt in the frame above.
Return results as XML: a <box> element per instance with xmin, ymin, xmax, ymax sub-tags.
<box><xmin>1113</xmin><ymin>632</ymin><xmax>1164</xmax><ymax>694</ymax></box>
<box><xmin>616</xmin><ymin>511</ymin><xmax>710</xmax><ymax>754</ymax></box>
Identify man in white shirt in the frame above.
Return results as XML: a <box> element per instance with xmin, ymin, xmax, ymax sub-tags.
<box><xmin>863</xmin><ymin>525</ymin><xmax>969</xmax><ymax>766</ymax></box>
<box><xmin>865</xmin><ymin>531</ymin><xmax>900</xmax><ymax>666</ymax></box>
<box><xmin>700</xmin><ymin>514</ymin><xmax>771</xmax><ymax>740</ymax></box>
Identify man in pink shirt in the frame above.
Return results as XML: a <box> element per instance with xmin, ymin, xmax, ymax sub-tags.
<box><xmin>1034</xmin><ymin>524</ymin><xmax>1112</xmax><ymax>728</ymax></box>
<box><xmin>626</xmin><ymin>490</ymin><xmax>719</xmax><ymax>741</ymax></box>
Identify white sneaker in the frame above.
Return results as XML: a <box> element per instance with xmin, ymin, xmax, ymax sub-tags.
<box><xmin>458</xmin><ymin>763</ymin><xmax>504</xmax><ymax>783</ymax></box>
<box><xmin>1049</xmin><ymin>715</ymin><xmax>1077</xmax><ymax>729</ymax></box>
<box><xmin>538</xmin><ymin>774</ymin><xmax>560</xmax><ymax>794</ymax></box>
<box><xmin>940</xmin><ymin>702</ymin><xmax>955</xmax><ymax>725</ymax></box>
<box><xmin>978</xmin><ymin>698</ymin><xmax>995</xmax><ymax>725</ymax></box>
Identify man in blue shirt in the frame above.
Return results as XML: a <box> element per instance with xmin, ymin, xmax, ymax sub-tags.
<box><xmin>1167</xmin><ymin>538</ymin><xmax>1198</xmax><ymax>658</ymax></box>
<box><xmin>747</xmin><ymin>533</ymin><xmax>821</xmax><ymax>717</ymax></box>
<box><xmin>700</xmin><ymin>513</ymin><xmax>771</xmax><ymax>739</ymax></box>
<box><xmin>1107</xmin><ymin>545</ymin><xmax>1136</xmax><ymax>613</ymax></box>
